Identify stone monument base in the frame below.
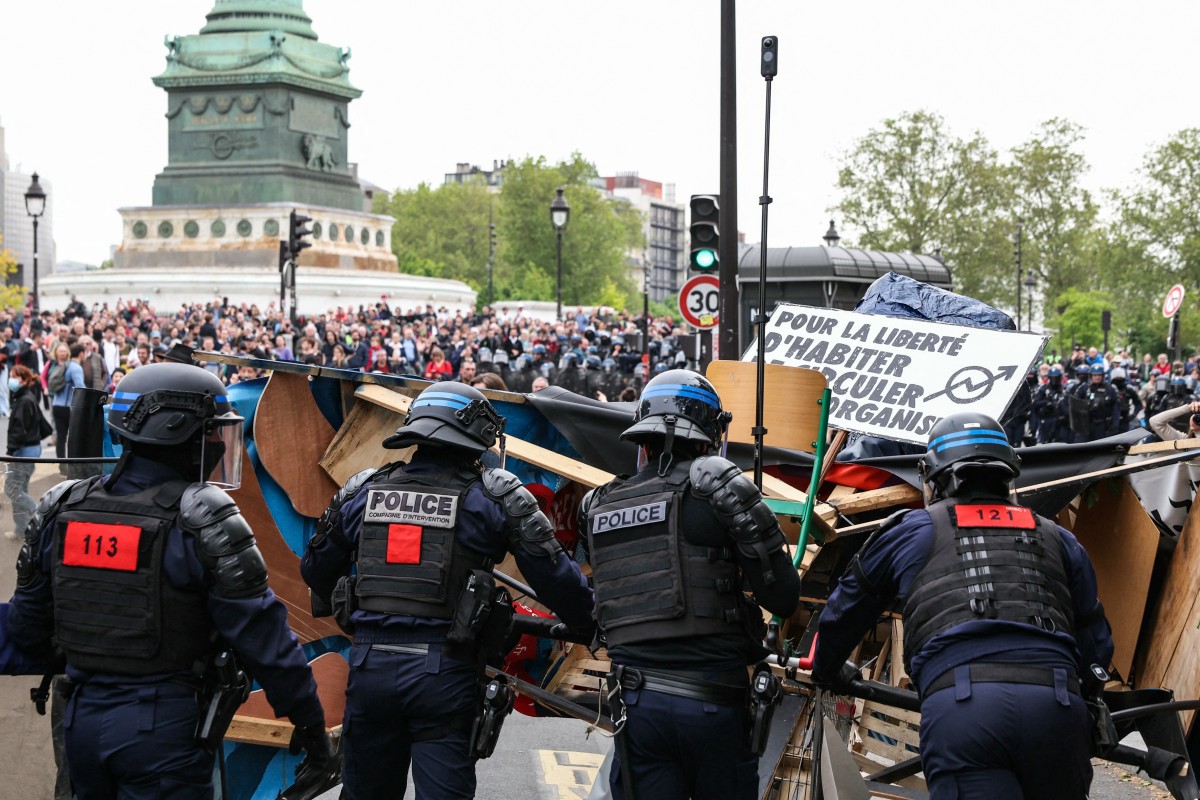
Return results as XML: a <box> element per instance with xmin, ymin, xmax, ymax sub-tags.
<box><xmin>40</xmin><ymin>266</ymin><xmax>476</xmax><ymax>318</ymax></box>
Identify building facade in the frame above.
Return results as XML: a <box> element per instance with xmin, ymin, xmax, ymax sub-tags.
<box><xmin>601</xmin><ymin>173</ymin><xmax>684</xmax><ymax>303</ymax></box>
<box><xmin>0</xmin><ymin>119</ymin><xmax>56</xmax><ymax>290</ymax></box>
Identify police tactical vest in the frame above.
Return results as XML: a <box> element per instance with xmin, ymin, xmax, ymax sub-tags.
<box><xmin>354</xmin><ymin>464</ymin><xmax>490</xmax><ymax>619</ymax></box>
<box><xmin>902</xmin><ymin>499</ymin><xmax>1076</xmax><ymax>671</ymax></box>
<box><xmin>587</xmin><ymin>463</ymin><xmax>745</xmax><ymax>648</ymax></box>
<box><xmin>52</xmin><ymin>477</ymin><xmax>211</xmax><ymax>676</ymax></box>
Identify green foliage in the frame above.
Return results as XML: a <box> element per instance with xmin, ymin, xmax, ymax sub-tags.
<box><xmin>0</xmin><ymin>237</ymin><xmax>26</xmax><ymax>311</ymax></box>
<box><xmin>377</xmin><ymin>153</ymin><xmax>644</xmax><ymax>308</ymax></box>
<box><xmin>831</xmin><ymin>110</ymin><xmax>1013</xmax><ymax>307</ymax></box>
<box><xmin>1041</xmin><ymin>288</ymin><xmax>1114</xmax><ymax>355</ymax></box>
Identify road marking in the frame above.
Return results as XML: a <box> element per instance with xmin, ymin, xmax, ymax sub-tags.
<box><xmin>536</xmin><ymin>749</ymin><xmax>603</xmax><ymax>799</ymax></box>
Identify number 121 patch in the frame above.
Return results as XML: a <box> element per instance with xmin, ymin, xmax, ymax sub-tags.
<box><xmin>955</xmin><ymin>504</ymin><xmax>1036</xmax><ymax>529</ymax></box>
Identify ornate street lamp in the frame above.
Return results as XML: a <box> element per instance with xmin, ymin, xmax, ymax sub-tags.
<box><xmin>24</xmin><ymin>173</ymin><xmax>47</xmax><ymax>316</ymax></box>
<box><xmin>549</xmin><ymin>187</ymin><xmax>570</xmax><ymax>321</ymax></box>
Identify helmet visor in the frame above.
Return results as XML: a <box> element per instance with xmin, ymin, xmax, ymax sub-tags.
<box><xmin>201</xmin><ymin>419</ymin><xmax>244</xmax><ymax>490</ymax></box>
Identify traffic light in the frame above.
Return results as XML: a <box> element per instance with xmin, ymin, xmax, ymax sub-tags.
<box><xmin>288</xmin><ymin>210</ymin><xmax>313</xmax><ymax>262</ymax></box>
<box><xmin>689</xmin><ymin>194</ymin><xmax>719</xmax><ymax>273</ymax></box>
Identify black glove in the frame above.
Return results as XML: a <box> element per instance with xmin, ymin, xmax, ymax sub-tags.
<box><xmin>548</xmin><ymin>621</ymin><xmax>598</xmax><ymax>645</ymax></box>
<box><xmin>288</xmin><ymin>723</ymin><xmax>335</xmax><ymax>769</ymax></box>
<box><xmin>813</xmin><ymin>661</ymin><xmax>860</xmax><ymax>692</ymax></box>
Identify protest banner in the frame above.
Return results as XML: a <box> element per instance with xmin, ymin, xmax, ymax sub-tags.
<box><xmin>742</xmin><ymin>304</ymin><xmax>1048</xmax><ymax>445</ymax></box>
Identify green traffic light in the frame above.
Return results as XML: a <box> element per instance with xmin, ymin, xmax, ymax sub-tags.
<box><xmin>694</xmin><ymin>249</ymin><xmax>717</xmax><ymax>270</ymax></box>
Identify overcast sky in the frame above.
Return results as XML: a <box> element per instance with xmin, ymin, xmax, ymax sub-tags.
<box><xmin>3</xmin><ymin>0</ymin><xmax>1198</xmax><ymax>266</ymax></box>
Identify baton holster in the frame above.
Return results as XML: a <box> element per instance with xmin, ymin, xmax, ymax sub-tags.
<box><xmin>748</xmin><ymin>662</ymin><xmax>782</xmax><ymax>756</ymax></box>
<box><xmin>30</xmin><ymin>673</ymin><xmax>55</xmax><ymax>716</ymax></box>
<box><xmin>469</xmin><ymin>673</ymin><xmax>515</xmax><ymax>759</ymax></box>
<box><xmin>194</xmin><ymin>643</ymin><xmax>251</xmax><ymax>751</ymax></box>
<box><xmin>1084</xmin><ymin>663</ymin><xmax>1118</xmax><ymax>756</ymax></box>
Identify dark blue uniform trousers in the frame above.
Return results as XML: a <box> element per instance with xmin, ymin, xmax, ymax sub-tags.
<box><xmin>920</xmin><ymin>678</ymin><xmax>1092</xmax><ymax>799</ymax></box>
<box><xmin>341</xmin><ymin>644</ymin><xmax>479</xmax><ymax>800</ymax></box>
<box><xmin>64</xmin><ymin>682</ymin><xmax>214</xmax><ymax>800</ymax></box>
<box><xmin>609</xmin><ymin>688</ymin><xmax>758</xmax><ymax>800</ymax></box>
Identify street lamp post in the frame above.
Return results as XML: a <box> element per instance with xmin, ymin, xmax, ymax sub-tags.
<box><xmin>549</xmin><ymin>187</ymin><xmax>570</xmax><ymax>321</ymax></box>
<box><xmin>1012</xmin><ymin>219</ymin><xmax>1023</xmax><ymax>331</ymax></box>
<box><xmin>1023</xmin><ymin>273</ymin><xmax>1036</xmax><ymax>331</ymax></box>
<box><xmin>24</xmin><ymin>173</ymin><xmax>47</xmax><ymax>316</ymax></box>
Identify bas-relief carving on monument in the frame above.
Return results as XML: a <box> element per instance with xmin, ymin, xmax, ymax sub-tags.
<box><xmin>301</xmin><ymin>134</ymin><xmax>337</xmax><ymax>172</ymax></box>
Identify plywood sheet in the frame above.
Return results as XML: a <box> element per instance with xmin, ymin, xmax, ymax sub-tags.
<box><xmin>254</xmin><ymin>372</ymin><xmax>340</xmax><ymax>518</ymax></box>
<box><xmin>1069</xmin><ymin>479</ymin><xmax>1159</xmax><ymax>679</ymax></box>
<box><xmin>320</xmin><ymin>398</ymin><xmax>410</xmax><ymax>486</ymax></box>
<box><xmin>230</xmin><ymin>450</ymin><xmax>342</xmax><ymax>645</ymax></box>
<box><xmin>230</xmin><ymin>652</ymin><xmax>350</xmax><ymax>745</ymax></box>
<box><xmin>1137</xmin><ymin>495</ymin><xmax>1200</xmax><ymax>691</ymax></box>
<box><xmin>706</xmin><ymin>360</ymin><xmax>827</xmax><ymax>453</ymax></box>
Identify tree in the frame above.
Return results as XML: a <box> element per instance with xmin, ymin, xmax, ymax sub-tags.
<box><xmin>1009</xmin><ymin>119</ymin><xmax>1099</xmax><ymax>310</ymax></box>
<box><xmin>830</xmin><ymin>110</ymin><xmax>1013</xmax><ymax>307</ymax></box>
<box><xmin>497</xmin><ymin>154</ymin><xmax>643</xmax><ymax>307</ymax></box>
<box><xmin>1041</xmin><ymin>287</ymin><xmax>1114</xmax><ymax>356</ymax></box>
<box><xmin>374</xmin><ymin>180</ymin><xmax>493</xmax><ymax>291</ymax></box>
<box><xmin>0</xmin><ymin>237</ymin><xmax>26</xmax><ymax>311</ymax></box>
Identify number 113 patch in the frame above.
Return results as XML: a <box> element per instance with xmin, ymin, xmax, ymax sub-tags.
<box><xmin>63</xmin><ymin>521</ymin><xmax>142</xmax><ymax>571</ymax></box>
<box><xmin>955</xmin><ymin>504</ymin><xmax>1036</xmax><ymax>530</ymax></box>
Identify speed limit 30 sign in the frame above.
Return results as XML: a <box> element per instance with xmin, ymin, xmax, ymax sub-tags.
<box><xmin>678</xmin><ymin>275</ymin><xmax>720</xmax><ymax>329</ymax></box>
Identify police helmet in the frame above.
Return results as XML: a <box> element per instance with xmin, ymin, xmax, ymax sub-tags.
<box><xmin>1089</xmin><ymin>363</ymin><xmax>1105</xmax><ymax>378</ymax></box>
<box><xmin>585</xmin><ymin>355</ymin><xmax>602</xmax><ymax>370</ymax></box>
<box><xmin>493</xmin><ymin>350</ymin><xmax>510</xmax><ymax>367</ymax></box>
<box><xmin>1075</xmin><ymin>364</ymin><xmax>1090</xmax><ymax>377</ymax></box>
<box><xmin>652</xmin><ymin>362</ymin><xmax>669</xmax><ymax>374</ymax></box>
<box><xmin>1170</xmin><ymin>376</ymin><xmax>1188</xmax><ymax>395</ymax></box>
<box><xmin>108</xmin><ymin>362</ymin><xmax>244</xmax><ymax>488</ymax></box>
<box><xmin>1110</xmin><ymin>367</ymin><xmax>1126</xmax><ymax>384</ymax></box>
<box><xmin>476</xmin><ymin>346</ymin><xmax>493</xmax><ymax>364</ymax></box>
<box><xmin>621</xmin><ymin>369</ymin><xmax>731</xmax><ymax>448</ymax></box>
<box><xmin>1048</xmin><ymin>365</ymin><xmax>1063</xmax><ymax>379</ymax></box>
<box><xmin>602</xmin><ymin>357</ymin><xmax>617</xmax><ymax>373</ymax></box>
<box><xmin>515</xmin><ymin>354</ymin><xmax>533</xmax><ymax>371</ymax></box>
<box><xmin>532</xmin><ymin>344</ymin><xmax>547</xmax><ymax>356</ymax></box>
<box><xmin>382</xmin><ymin>382</ymin><xmax>503</xmax><ymax>454</ymax></box>
<box><xmin>919</xmin><ymin>412</ymin><xmax>1020</xmax><ymax>490</ymax></box>
<box><xmin>109</xmin><ymin>362</ymin><xmax>239</xmax><ymax>446</ymax></box>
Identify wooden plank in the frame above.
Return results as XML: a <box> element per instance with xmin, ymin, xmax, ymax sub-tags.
<box><xmin>231</xmin><ymin>652</ymin><xmax>349</xmax><ymax>745</ymax></box>
<box><xmin>254</xmin><ymin>371</ymin><xmax>341</xmax><ymax>518</ymax></box>
<box><xmin>826</xmin><ymin>485</ymin><xmax>922</xmax><ymax>517</ymax></box>
<box><xmin>1159</xmin><ymin>588</ymin><xmax>1200</xmax><ymax>731</ymax></box>
<box><xmin>502</xmin><ymin>436</ymin><xmax>614</xmax><ymax>489</ymax></box>
<box><xmin>225</xmin><ymin>716</ymin><xmax>293</xmax><ymax>748</ymax></box>
<box><xmin>890</xmin><ymin>619</ymin><xmax>911</xmax><ymax>690</ymax></box>
<box><xmin>319</xmin><ymin>399</ymin><xmax>411</xmax><ymax>486</ymax></box>
<box><xmin>1127</xmin><ymin>438</ymin><xmax>1200</xmax><ymax>455</ymax></box>
<box><xmin>1138</xmin><ymin>500</ymin><xmax>1200</xmax><ymax>692</ymax></box>
<box><xmin>706</xmin><ymin>360</ymin><xmax>827</xmax><ymax>453</ymax></box>
<box><xmin>354</xmin><ymin>383</ymin><xmax>414</xmax><ymax>415</ymax></box>
<box><xmin>755</xmin><ymin>472</ymin><xmax>839</xmax><ymax>540</ymax></box>
<box><xmin>1068</xmin><ymin>479</ymin><xmax>1158</xmax><ymax>679</ymax></box>
<box><xmin>229</xmin><ymin>450</ymin><xmax>343</xmax><ymax>645</ymax></box>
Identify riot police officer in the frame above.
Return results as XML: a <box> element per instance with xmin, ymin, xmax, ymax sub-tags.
<box><xmin>301</xmin><ymin>382</ymin><xmax>593</xmax><ymax>800</ymax></box>
<box><xmin>1032</xmin><ymin>365</ymin><xmax>1067</xmax><ymax>443</ymax></box>
<box><xmin>1070</xmin><ymin>363</ymin><xmax>1119</xmax><ymax>442</ymax></box>
<box><xmin>8</xmin><ymin>362</ymin><xmax>334</xmax><ymax>800</ymax></box>
<box><xmin>1109</xmin><ymin>367</ymin><xmax>1144</xmax><ymax>432</ymax></box>
<box><xmin>813</xmin><ymin>412</ymin><xmax>1113</xmax><ymax>800</ymax></box>
<box><xmin>581</xmin><ymin>370</ymin><xmax>801</xmax><ymax>800</ymax></box>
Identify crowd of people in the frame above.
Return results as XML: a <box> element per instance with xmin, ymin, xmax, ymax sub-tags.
<box><xmin>1019</xmin><ymin>344</ymin><xmax>1200</xmax><ymax>445</ymax></box>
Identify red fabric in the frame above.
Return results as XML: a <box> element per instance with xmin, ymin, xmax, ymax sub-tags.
<box><xmin>424</xmin><ymin>360</ymin><xmax>453</xmax><ymax>381</ymax></box>
<box><xmin>63</xmin><ymin>521</ymin><xmax>141</xmax><ymax>572</ymax></box>
<box><xmin>504</xmin><ymin>603</ymin><xmax>555</xmax><ymax>717</ymax></box>
<box><xmin>385</xmin><ymin>524</ymin><xmax>423</xmax><ymax>564</ymax></box>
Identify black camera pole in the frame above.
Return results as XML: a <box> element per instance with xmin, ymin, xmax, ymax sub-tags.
<box><xmin>752</xmin><ymin>36</ymin><xmax>778</xmax><ymax>490</ymax></box>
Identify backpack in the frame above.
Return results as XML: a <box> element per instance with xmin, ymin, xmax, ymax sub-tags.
<box><xmin>48</xmin><ymin>363</ymin><xmax>67</xmax><ymax>395</ymax></box>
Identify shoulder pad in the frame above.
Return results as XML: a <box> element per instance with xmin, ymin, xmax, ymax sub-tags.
<box><xmin>480</xmin><ymin>467</ymin><xmax>522</xmax><ymax>499</ymax></box>
<box><xmin>16</xmin><ymin>479</ymin><xmax>83</xmax><ymax>589</ymax></box>
<box><xmin>688</xmin><ymin>455</ymin><xmax>742</xmax><ymax>497</ymax></box>
<box><xmin>310</xmin><ymin>467</ymin><xmax>378</xmax><ymax>553</ymax></box>
<box><xmin>481</xmin><ymin>468</ymin><xmax>560</xmax><ymax>559</ymax></box>
<box><xmin>875</xmin><ymin>508</ymin><xmax>913</xmax><ymax>536</ymax></box>
<box><xmin>182</xmin><ymin>483</ymin><xmax>269</xmax><ymax>599</ymax></box>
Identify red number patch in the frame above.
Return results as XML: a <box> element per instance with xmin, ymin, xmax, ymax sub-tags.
<box><xmin>955</xmin><ymin>504</ymin><xmax>1036</xmax><ymax>530</ymax></box>
<box><xmin>62</xmin><ymin>521</ymin><xmax>142</xmax><ymax>572</ymax></box>
<box><xmin>386</xmin><ymin>524</ymin><xmax>423</xmax><ymax>564</ymax></box>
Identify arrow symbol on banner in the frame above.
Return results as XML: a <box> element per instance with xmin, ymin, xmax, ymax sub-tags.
<box><xmin>925</xmin><ymin>365</ymin><xmax>1018</xmax><ymax>404</ymax></box>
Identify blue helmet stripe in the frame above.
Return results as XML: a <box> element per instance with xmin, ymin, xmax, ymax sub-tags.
<box><xmin>110</xmin><ymin>403</ymin><xmax>132</xmax><ymax>412</ymax></box>
<box><xmin>642</xmin><ymin>385</ymin><xmax>721</xmax><ymax>407</ymax></box>
<box><xmin>928</xmin><ymin>429</ymin><xmax>1007</xmax><ymax>449</ymax></box>
<box><xmin>934</xmin><ymin>437</ymin><xmax>1010</xmax><ymax>453</ymax></box>
<box><xmin>112</xmin><ymin>391</ymin><xmax>141</xmax><ymax>400</ymax></box>
<box><xmin>413</xmin><ymin>399</ymin><xmax>470</xmax><ymax>411</ymax></box>
<box><xmin>417</xmin><ymin>392</ymin><xmax>471</xmax><ymax>406</ymax></box>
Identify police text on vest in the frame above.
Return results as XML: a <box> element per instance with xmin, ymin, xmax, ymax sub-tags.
<box><xmin>364</xmin><ymin>489</ymin><xmax>459</xmax><ymax>528</ymax></box>
<box><xmin>592</xmin><ymin>501</ymin><xmax>668</xmax><ymax>533</ymax></box>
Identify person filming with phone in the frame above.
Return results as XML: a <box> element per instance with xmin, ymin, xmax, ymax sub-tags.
<box><xmin>1149</xmin><ymin>399</ymin><xmax>1200</xmax><ymax>441</ymax></box>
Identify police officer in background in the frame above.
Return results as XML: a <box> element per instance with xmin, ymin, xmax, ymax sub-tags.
<box><xmin>301</xmin><ymin>382</ymin><xmax>593</xmax><ymax>800</ymax></box>
<box><xmin>813</xmin><ymin>412</ymin><xmax>1113</xmax><ymax>799</ymax></box>
<box><xmin>1032</xmin><ymin>365</ymin><xmax>1067</xmax><ymax>443</ymax></box>
<box><xmin>1070</xmin><ymin>363</ymin><xmax>1120</xmax><ymax>442</ymax></box>
<box><xmin>581</xmin><ymin>370</ymin><xmax>801</xmax><ymax>800</ymax></box>
<box><xmin>8</xmin><ymin>362</ymin><xmax>334</xmax><ymax>800</ymax></box>
<box><xmin>1109</xmin><ymin>367</ymin><xmax>1144</xmax><ymax>432</ymax></box>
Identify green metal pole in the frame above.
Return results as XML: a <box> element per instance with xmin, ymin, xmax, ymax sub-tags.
<box><xmin>793</xmin><ymin>388</ymin><xmax>833</xmax><ymax>566</ymax></box>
